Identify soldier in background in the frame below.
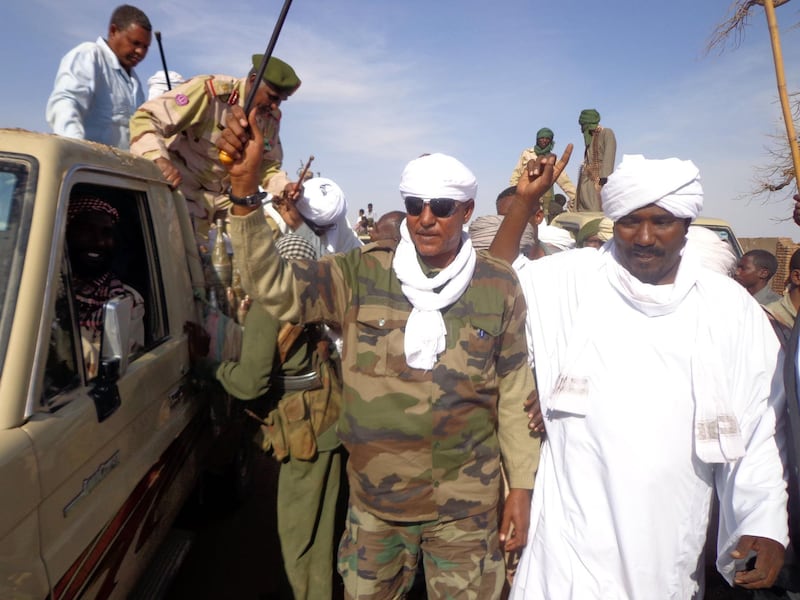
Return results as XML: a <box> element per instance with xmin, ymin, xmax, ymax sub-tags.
<box><xmin>575</xmin><ymin>109</ymin><xmax>616</xmax><ymax>211</ymax></box>
<box><xmin>218</xmin><ymin>107</ymin><xmax>542</xmax><ymax>599</ymax></box>
<box><xmin>129</xmin><ymin>55</ymin><xmax>301</xmax><ymax>231</ymax></box>
<box><xmin>510</xmin><ymin>127</ymin><xmax>577</xmax><ymax>214</ymax></box>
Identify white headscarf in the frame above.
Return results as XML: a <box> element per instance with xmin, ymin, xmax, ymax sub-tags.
<box><xmin>147</xmin><ymin>70</ymin><xmax>186</xmax><ymax>100</ymax></box>
<box><xmin>393</xmin><ymin>153</ymin><xmax>478</xmax><ymax>369</ymax></box>
<box><xmin>295</xmin><ymin>177</ymin><xmax>362</xmax><ymax>255</ymax></box>
<box><xmin>686</xmin><ymin>226</ymin><xmax>737</xmax><ymax>276</ymax></box>
<box><xmin>538</xmin><ymin>224</ymin><xmax>576</xmax><ymax>251</ymax></box>
<box><xmin>399</xmin><ymin>153</ymin><xmax>477</xmax><ymax>201</ymax></box>
<box><xmin>296</xmin><ymin>178</ymin><xmax>347</xmax><ymax>226</ymax></box>
<box><xmin>602</xmin><ymin>154</ymin><xmax>703</xmax><ymax>222</ymax></box>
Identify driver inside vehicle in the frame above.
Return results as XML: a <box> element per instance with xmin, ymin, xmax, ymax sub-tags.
<box><xmin>65</xmin><ymin>194</ymin><xmax>145</xmax><ymax>379</ymax></box>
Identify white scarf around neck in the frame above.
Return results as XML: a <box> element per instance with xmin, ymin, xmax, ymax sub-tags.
<box><xmin>600</xmin><ymin>240</ymin><xmax>746</xmax><ymax>463</ymax></box>
<box><xmin>392</xmin><ymin>219</ymin><xmax>476</xmax><ymax>370</ymax></box>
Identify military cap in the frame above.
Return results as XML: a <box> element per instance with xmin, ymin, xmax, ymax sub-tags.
<box><xmin>251</xmin><ymin>55</ymin><xmax>301</xmax><ymax>99</ymax></box>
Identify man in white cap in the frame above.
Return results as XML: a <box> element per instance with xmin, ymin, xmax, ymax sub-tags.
<box><xmin>491</xmin><ymin>154</ymin><xmax>788</xmax><ymax>598</ymax></box>
<box><xmin>217</xmin><ymin>105</ymin><xmax>541</xmax><ymax>599</ymax></box>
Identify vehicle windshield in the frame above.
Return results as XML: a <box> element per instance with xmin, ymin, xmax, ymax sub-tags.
<box><xmin>0</xmin><ymin>157</ymin><xmax>34</xmax><ymax>380</ymax></box>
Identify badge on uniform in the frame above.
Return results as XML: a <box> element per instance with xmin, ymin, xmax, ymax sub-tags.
<box><xmin>175</xmin><ymin>94</ymin><xmax>189</xmax><ymax>106</ymax></box>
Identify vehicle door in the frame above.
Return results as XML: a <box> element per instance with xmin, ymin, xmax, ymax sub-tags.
<box><xmin>23</xmin><ymin>172</ymin><xmax>203</xmax><ymax>600</ymax></box>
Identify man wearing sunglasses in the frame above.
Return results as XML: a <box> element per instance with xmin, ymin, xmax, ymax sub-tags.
<box><xmin>218</xmin><ymin>108</ymin><xmax>545</xmax><ymax>598</ymax></box>
<box><xmin>130</xmin><ymin>54</ymin><xmax>301</xmax><ymax>235</ymax></box>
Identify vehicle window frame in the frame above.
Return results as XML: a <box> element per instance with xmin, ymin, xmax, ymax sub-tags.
<box><xmin>28</xmin><ymin>170</ymin><xmax>169</xmax><ymax>416</ymax></box>
<box><xmin>0</xmin><ymin>153</ymin><xmax>37</xmax><ymax>382</ymax></box>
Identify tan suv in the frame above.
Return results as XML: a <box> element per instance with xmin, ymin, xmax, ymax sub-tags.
<box><xmin>0</xmin><ymin>129</ymin><xmax>239</xmax><ymax>599</ymax></box>
<box><xmin>550</xmin><ymin>211</ymin><xmax>744</xmax><ymax>258</ymax></box>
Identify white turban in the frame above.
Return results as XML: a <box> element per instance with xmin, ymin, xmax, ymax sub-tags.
<box><xmin>685</xmin><ymin>226</ymin><xmax>737</xmax><ymax>276</ymax></box>
<box><xmin>538</xmin><ymin>224</ymin><xmax>576</xmax><ymax>251</ymax></box>
<box><xmin>296</xmin><ymin>177</ymin><xmax>347</xmax><ymax>226</ymax></box>
<box><xmin>399</xmin><ymin>153</ymin><xmax>477</xmax><ymax>202</ymax></box>
<box><xmin>601</xmin><ymin>154</ymin><xmax>703</xmax><ymax>222</ymax></box>
<box><xmin>147</xmin><ymin>70</ymin><xmax>186</xmax><ymax>100</ymax></box>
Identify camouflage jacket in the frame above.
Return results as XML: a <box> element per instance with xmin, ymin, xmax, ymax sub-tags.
<box><xmin>228</xmin><ymin>210</ymin><xmax>540</xmax><ymax>522</ymax></box>
<box><xmin>129</xmin><ymin>75</ymin><xmax>289</xmax><ymax>221</ymax></box>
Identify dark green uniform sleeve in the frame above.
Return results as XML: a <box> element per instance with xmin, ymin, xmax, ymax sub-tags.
<box><xmin>215</xmin><ymin>303</ymin><xmax>279</xmax><ymax>400</ymax></box>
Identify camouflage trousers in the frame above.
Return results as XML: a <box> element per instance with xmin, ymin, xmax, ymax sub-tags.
<box><xmin>337</xmin><ymin>503</ymin><xmax>504</xmax><ymax>600</ymax></box>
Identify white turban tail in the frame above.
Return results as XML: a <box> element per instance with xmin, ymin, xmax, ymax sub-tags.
<box><xmin>601</xmin><ymin>154</ymin><xmax>703</xmax><ymax>222</ymax></box>
<box><xmin>399</xmin><ymin>153</ymin><xmax>477</xmax><ymax>202</ymax></box>
<box><xmin>296</xmin><ymin>177</ymin><xmax>347</xmax><ymax>226</ymax></box>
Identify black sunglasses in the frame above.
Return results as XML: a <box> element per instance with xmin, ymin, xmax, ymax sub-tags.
<box><xmin>404</xmin><ymin>196</ymin><xmax>459</xmax><ymax>218</ymax></box>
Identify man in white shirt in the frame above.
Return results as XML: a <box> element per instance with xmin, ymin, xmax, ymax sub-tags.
<box><xmin>491</xmin><ymin>154</ymin><xmax>789</xmax><ymax>599</ymax></box>
<box><xmin>46</xmin><ymin>5</ymin><xmax>151</xmax><ymax>150</ymax></box>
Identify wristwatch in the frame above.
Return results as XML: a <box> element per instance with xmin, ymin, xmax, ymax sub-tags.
<box><xmin>227</xmin><ymin>187</ymin><xmax>267</xmax><ymax>207</ymax></box>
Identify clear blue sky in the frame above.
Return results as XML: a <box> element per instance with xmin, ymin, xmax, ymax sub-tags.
<box><xmin>3</xmin><ymin>0</ymin><xmax>800</xmax><ymax>238</ymax></box>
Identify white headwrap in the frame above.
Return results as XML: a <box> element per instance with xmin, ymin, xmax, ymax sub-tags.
<box><xmin>538</xmin><ymin>224</ymin><xmax>576</xmax><ymax>251</ymax></box>
<box><xmin>296</xmin><ymin>178</ymin><xmax>347</xmax><ymax>226</ymax></box>
<box><xmin>602</xmin><ymin>154</ymin><xmax>703</xmax><ymax>222</ymax></box>
<box><xmin>147</xmin><ymin>70</ymin><xmax>186</xmax><ymax>100</ymax></box>
<box><xmin>686</xmin><ymin>226</ymin><xmax>737</xmax><ymax>276</ymax></box>
<box><xmin>399</xmin><ymin>153</ymin><xmax>477</xmax><ymax>201</ymax></box>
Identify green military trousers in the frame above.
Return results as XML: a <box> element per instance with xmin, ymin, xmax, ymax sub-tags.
<box><xmin>277</xmin><ymin>446</ymin><xmax>345</xmax><ymax>600</ymax></box>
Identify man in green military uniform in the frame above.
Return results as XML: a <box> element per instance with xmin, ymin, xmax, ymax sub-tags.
<box><xmin>188</xmin><ymin>233</ymin><xmax>344</xmax><ymax>600</ymax></box>
<box><xmin>510</xmin><ymin>127</ymin><xmax>576</xmax><ymax>215</ymax></box>
<box><xmin>217</xmin><ymin>105</ymin><xmax>544</xmax><ymax>599</ymax></box>
<box><xmin>575</xmin><ymin>109</ymin><xmax>617</xmax><ymax>212</ymax></box>
<box><xmin>129</xmin><ymin>55</ymin><xmax>301</xmax><ymax>229</ymax></box>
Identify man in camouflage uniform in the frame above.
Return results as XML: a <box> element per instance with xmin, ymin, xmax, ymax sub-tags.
<box><xmin>218</xmin><ymin>109</ymin><xmax>542</xmax><ymax>599</ymax></box>
<box><xmin>575</xmin><ymin>109</ymin><xmax>616</xmax><ymax>212</ymax></box>
<box><xmin>129</xmin><ymin>55</ymin><xmax>301</xmax><ymax>228</ymax></box>
<box><xmin>510</xmin><ymin>127</ymin><xmax>576</xmax><ymax>215</ymax></box>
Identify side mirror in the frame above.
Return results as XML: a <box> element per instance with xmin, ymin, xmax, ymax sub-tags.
<box><xmin>91</xmin><ymin>294</ymin><xmax>133</xmax><ymax>423</ymax></box>
<box><xmin>100</xmin><ymin>293</ymin><xmax>134</xmax><ymax>376</ymax></box>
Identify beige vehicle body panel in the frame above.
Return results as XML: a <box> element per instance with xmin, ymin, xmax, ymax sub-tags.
<box><xmin>550</xmin><ymin>210</ymin><xmax>744</xmax><ymax>258</ymax></box>
<box><xmin>0</xmin><ymin>130</ymin><xmax>213</xmax><ymax>599</ymax></box>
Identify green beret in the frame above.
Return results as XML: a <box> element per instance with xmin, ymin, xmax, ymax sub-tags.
<box><xmin>578</xmin><ymin>109</ymin><xmax>601</xmax><ymax>126</ymax></box>
<box><xmin>536</xmin><ymin>127</ymin><xmax>554</xmax><ymax>139</ymax></box>
<box><xmin>251</xmin><ymin>55</ymin><xmax>301</xmax><ymax>99</ymax></box>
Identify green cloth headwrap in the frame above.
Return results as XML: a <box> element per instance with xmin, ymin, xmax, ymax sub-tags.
<box><xmin>534</xmin><ymin>127</ymin><xmax>555</xmax><ymax>156</ymax></box>
<box><xmin>251</xmin><ymin>55</ymin><xmax>301</xmax><ymax>99</ymax></box>
<box><xmin>579</xmin><ymin>109</ymin><xmax>601</xmax><ymax>147</ymax></box>
<box><xmin>576</xmin><ymin>217</ymin><xmax>613</xmax><ymax>247</ymax></box>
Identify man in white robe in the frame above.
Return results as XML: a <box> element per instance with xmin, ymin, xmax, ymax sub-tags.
<box><xmin>491</xmin><ymin>153</ymin><xmax>789</xmax><ymax>599</ymax></box>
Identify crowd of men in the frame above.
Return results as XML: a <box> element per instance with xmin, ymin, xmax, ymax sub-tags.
<box><xmin>43</xmin><ymin>4</ymin><xmax>800</xmax><ymax>600</ymax></box>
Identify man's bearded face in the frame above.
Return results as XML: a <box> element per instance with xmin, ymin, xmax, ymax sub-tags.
<box><xmin>613</xmin><ymin>204</ymin><xmax>689</xmax><ymax>285</ymax></box>
<box><xmin>67</xmin><ymin>212</ymin><xmax>116</xmax><ymax>278</ymax></box>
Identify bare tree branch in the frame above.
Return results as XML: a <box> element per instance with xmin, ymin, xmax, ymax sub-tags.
<box><xmin>706</xmin><ymin>0</ymin><xmax>794</xmax><ymax>54</ymax></box>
